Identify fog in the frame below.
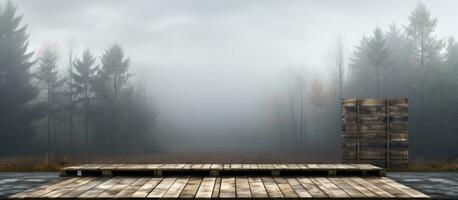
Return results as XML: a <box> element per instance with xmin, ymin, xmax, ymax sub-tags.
<box><xmin>2</xmin><ymin>0</ymin><xmax>458</xmax><ymax>160</ymax></box>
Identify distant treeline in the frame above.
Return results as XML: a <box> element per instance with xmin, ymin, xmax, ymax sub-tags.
<box><xmin>271</xmin><ymin>3</ymin><xmax>458</xmax><ymax>160</ymax></box>
<box><xmin>346</xmin><ymin>3</ymin><xmax>458</xmax><ymax>159</ymax></box>
<box><xmin>0</xmin><ymin>1</ymin><xmax>157</xmax><ymax>155</ymax></box>
<box><xmin>1</xmin><ymin>1</ymin><xmax>458</xmax><ymax>160</ymax></box>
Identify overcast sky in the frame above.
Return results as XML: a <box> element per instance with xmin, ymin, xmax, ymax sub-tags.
<box><xmin>13</xmin><ymin>0</ymin><xmax>458</xmax><ymax>151</ymax></box>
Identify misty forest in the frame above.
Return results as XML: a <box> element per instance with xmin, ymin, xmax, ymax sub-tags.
<box><xmin>1</xmin><ymin>0</ymin><xmax>458</xmax><ymax>164</ymax></box>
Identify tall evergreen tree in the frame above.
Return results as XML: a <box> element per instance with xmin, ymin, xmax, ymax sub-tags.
<box><xmin>92</xmin><ymin>44</ymin><xmax>130</xmax><ymax>152</ymax></box>
<box><xmin>36</xmin><ymin>47</ymin><xmax>63</xmax><ymax>150</ymax></box>
<box><xmin>72</xmin><ymin>49</ymin><xmax>97</xmax><ymax>149</ymax></box>
<box><xmin>365</xmin><ymin>27</ymin><xmax>391</xmax><ymax>98</ymax></box>
<box><xmin>405</xmin><ymin>2</ymin><xmax>445</xmax><ymax>156</ymax></box>
<box><xmin>406</xmin><ymin>3</ymin><xmax>443</xmax><ymax>72</ymax></box>
<box><xmin>65</xmin><ymin>41</ymin><xmax>77</xmax><ymax>147</ymax></box>
<box><xmin>0</xmin><ymin>1</ymin><xmax>42</xmax><ymax>153</ymax></box>
<box><xmin>384</xmin><ymin>24</ymin><xmax>411</xmax><ymax>97</ymax></box>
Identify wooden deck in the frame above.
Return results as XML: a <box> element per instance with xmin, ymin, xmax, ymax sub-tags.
<box><xmin>10</xmin><ymin>164</ymin><xmax>429</xmax><ymax>199</ymax></box>
<box><xmin>10</xmin><ymin>176</ymin><xmax>429</xmax><ymax>199</ymax></box>
<box><xmin>60</xmin><ymin>164</ymin><xmax>385</xmax><ymax>177</ymax></box>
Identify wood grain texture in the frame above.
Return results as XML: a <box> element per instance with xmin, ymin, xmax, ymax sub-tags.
<box><xmin>10</xmin><ymin>175</ymin><xmax>429</xmax><ymax>199</ymax></box>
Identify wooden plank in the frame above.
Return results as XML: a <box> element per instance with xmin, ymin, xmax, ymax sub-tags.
<box><xmin>242</xmin><ymin>164</ymin><xmax>251</xmax><ymax>169</ymax></box>
<box><xmin>328</xmin><ymin>177</ymin><xmax>365</xmax><ymax>198</ymax></box>
<box><xmin>10</xmin><ymin>178</ymin><xmax>80</xmax><ymax>198</ymax></box>
<box><xmin>248</xmin><ymin>177</ymin><xmax>268</xmax><ymax>198</ymax></box>
<box><xmin>285</xmin><ymin>177</ymin><xmax>312</xmax><ymax>198</ymax></box>
<box><xmin>236</xmin><ymin>177</ymin><xmax>251</xmax><ymax>198</ymax></box>
<box><xmin>261</xmin><ymin>177</ymin><xmax>283</xmax><ymax>198</ymax></box>
<box><xmin>295</xmin><ymin>177</ymin><xmax>327</xmax><ymax>198</ymax></box>
<box><xmin>191</xmin><ymin>164</ymin><xmax>203</xmax><ymax>169</ymax></box>
<box><xmin>179</xmin><ymin>177</ymin><xmax>203</xmax><ymax>198</ymax></box>
<box><xmin>183</xmin><ymin>164</ymin><xmax>192</xmax><ymax>169</ymax></box>
<box><xmin>131</xmin><ymin>178</ymin><xmax>162</xmax><ymax>198</ymax></box>
<box><xmin>366</xmin><ymin>177</ymin><xmax>410</xmax><ymax>198</ymax></box>
<box><xmin>145</xmin><ymin>164</ymin><xmax>163</xmax><ymax>169</ymax></box>
<box><xmin>115</xmin><ymin>177</ymin><xmax>150</xmax><ymax>198</ymax></box>
<box><xmin>286</xmin><ymin>164</ymin><xmax>301</xmax><ymax>169</ymax></box>
<box><xmin>80</xmin><ymin>164</ymin><xmax>104</xmax><ymax>170</ymax></box>
<box><xmin>62</xmin><ymin>164</ymin><xmax>86</xmax><ymax>170</ymax></box>
<box><xmin>210</xmin><ymin>164</ymin><xmax>223</xmax><ymax>170</ymax></box>
<box><xmin>352</xmin><ymin>177</ymin><xmax>394</xmax><ymax>198</ymax></box>
<box><xmin>175</xmin><ymin>164</ymin><xmax>186</xmax><ymax>169</ymax></box>
<box><xmin>202</xmin><ymin>164</ymin><xmax>212</xmax><ymax>169</ymax></box>
<box><xmin>223</xmin><ymin>164</ymin><xmax>231</xmax><ymax>170</ymax></box>
<box><xmin>380</xmin><ymin>177</ymin><xmax>429</xmax><ymax>198</ymax></box>
<box><xmin>307</xmin><ymin>164</ymin><xmax>319</xmax><ymax>169</ymax></box>
<box><xmin>163</xmin><ymin>177</ymin><xmax>190</xmax><ymax>198</ymax></box>
<box><xmin>43</xmin><ymin>177</ymin><xmax>95</xmax><ymax>197</ymax></box>
<box><xmin>125</xmin><ymin>164</ymin><xmax>147</xmax><ymax>170</ymax></box>
<box><xmin>297</xmin><ymin>164</ymin><xmax>308</xmax><ymax>169</ymax></box>
<box><xmin>264</xmin><ymin>164</ymin><xmax>274</xmax><ymax>169</ymax></box>
<box><xmin>274</xmin><ymin>177</ymin><xmax>298</xmax><ymax>198</ymax></box>
<box><xmin>219</xmin><ymin>177</ymin><xmax>236</xmax><ymax>198</ymax></box>
<box><xmin>195</xmin><ymin>177</ymin><xmax>216</xmax><ymax>198</ymax></box>
<box><xmin>160</xmin><ymin>164</ymin><xmax>177</xmax><ymax>169</ymax></box>
<box><xmin>97</xmin><ymin>177</ymin><xmax>137</xmax><ymax>198</ymax></box>
<box><xmin>341</xmin><ymin>177</ymin><xmax>378</xmax><ymax>198</ymax></box>
<box><xmin>61</xmin><ymin>178</ymin><xmax>108</xmax><ymax>198</ymax></box>
<box><xmin>231</xmin><ymin>164</ymin><xmax>242</xmax><ymax>170</ymax></box>
<box><xmin>100</xmin><ymin>164</ymin><xmax>125</xmax><ymax>170</ymax></box>
<box><xmin>211</xmin><ymin>177</ymin><xmax>222</xmax><ymax>198</ymax></box>
<box><xmin>257</xmin><ymin>164</ymin><xmax>268</xmax><ymax>169</ymax></box>
<box><xmin>79</xmin><ymin>177</ymin><xmax>124</xmax><ymax>198</ymax></box>
<box><xmin>311</xmin><ymin>177</ymin><xmax>350</xmax><ymax>198</ymax></box>
<box><xmin>147</xmin><ymin>177</ymin><xmax>177</xmax><ymax>198</ymax></box>
<box><xmin>273</xmin><ymin>164</ymin><xmax>287</xmax><ymax>169</ymax></box>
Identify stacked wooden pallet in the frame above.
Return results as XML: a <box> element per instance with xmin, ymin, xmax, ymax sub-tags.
<box><xmin>342</xmin><ymin>99</ymin><xmax>408</xmax><ymax>168</ymax></box>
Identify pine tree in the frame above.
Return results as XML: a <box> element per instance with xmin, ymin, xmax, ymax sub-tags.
<box><xmin>92</xmin><ymin>44</ymin><xmax>130</xmax><ymax>152</ymax></box>
<box><xmin>0</xmin><ymin>1</ymin><xmax>42</xmax><ymax>153</ymax></box>
<box><xmin>65</xmin><ymin>41</ymin><xmax>77</xmax><ymax>147</ymax></box>
<box><xmin>36</xmin><ymin>46</ymin><xmax>63</xmax><ymax>150</ymax></box>
<box><xmin>348</xmin><ymin>28</ymin><xmax>392</xmax><ymax>98</ymax></box>
<box><xmin>365</xmin><ymin>27</ymin><xmax>391</xmax><ymax>98</ymax></box>
<box><xmin>72</xmin><ymin>49</ymin><xmax>97</xmax><ymax>150</ymax></box>
<box><xmin>405</xmin><ymin>3</ymin><xmax>445</xmax><ymax>157</ymax></box>
<box><xmin>406</xmin><ymin>3</ymin><xmax>443</xmax><ymax>71</ymax></box>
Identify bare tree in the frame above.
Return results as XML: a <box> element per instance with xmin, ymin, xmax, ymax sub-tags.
<box><xmin>325</xmin><ymin>37</ymin><xmax>346</xmax><ymax>133</ymax></box>
<box><xmin>336</xmin><ymin>40</ymin><xmax>345</xmax><ymax>101</ymax></box>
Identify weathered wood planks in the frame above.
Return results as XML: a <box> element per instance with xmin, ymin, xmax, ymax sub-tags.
<box><xmin>60</xmin><ymin>163</ymin><xmax>384</xmax><ymax>177</ymax></box>
<box><xmin>10</xmin><ymin>176</ymin><xmax>428</xmax><ymax>199</ymax></box>
<box><xmin>342</xmin><ymin>98</ymin><xmax>409</xmax><ymax>168</ymax></box>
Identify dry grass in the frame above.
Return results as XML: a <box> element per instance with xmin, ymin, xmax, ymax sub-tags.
<box><xmin>405</xmin><ymin>157</ymin><xmax>458</xmax><ymax>172</ymax></box>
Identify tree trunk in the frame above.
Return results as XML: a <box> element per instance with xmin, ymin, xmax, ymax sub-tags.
<box><xmin>300</xmin><ymin>89</ymin><xmax>304</xmax><ymax>149</ymax></box>
<box><xmin>84</xmin><ymin>82</ymin><xmax>89</xmax><ymax>151</ymax></box>
<box><xmin>47</xmin><ymin>83</ymin><xmax>51</xmax><ymax>151</ymax></box>
<box><xmin>376</xmin><ymin>63</ymin><xmax>380</xmax><ymax>98</ymax></box>
<box><xmin>288</xmin><ymin>95</ymin><xmax>297</xmax><ymax>150</ymax></box>
<box><xmin>111</xmin><ymin>73</ymin><xmax>118</xmax><ymax>152</ymax></box>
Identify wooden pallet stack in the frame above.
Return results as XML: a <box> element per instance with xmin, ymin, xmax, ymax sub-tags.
<box><xmin>342</xmin><ymin>99</ymin><xmax>408</xmax><ymax>168</ymax></box>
